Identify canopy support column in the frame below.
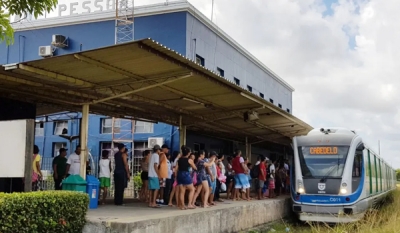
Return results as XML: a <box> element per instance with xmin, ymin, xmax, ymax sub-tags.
<box><xmin>179</xmin><ymin>116</ymin><xmax>186</xmax><ymax>149</ymax></box>
<box><xmin>245</xmin><ymin>137</ymin><xmax>252</xmax><ymax>162</ymax></box>
<box><xmin>80</xmin><ymin>104</ymin><xmax>89</xmax><ymax>180</ymax></box>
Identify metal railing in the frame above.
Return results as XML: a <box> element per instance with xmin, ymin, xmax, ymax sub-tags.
<box><xmin>39</xmin><ymin>157</ymin><xmax>141</xmax><ymax>198</ymax></box>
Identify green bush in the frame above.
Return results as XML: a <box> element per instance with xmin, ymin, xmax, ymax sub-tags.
<box><xmin>0</xmin><ymin>191</ymin><xmax>89</xmax><ymax>233</ymax></box>
<box><xmin>133</xmin><ymin>171</ymin><xmax>142</xmax><ymax>191</ymax></box>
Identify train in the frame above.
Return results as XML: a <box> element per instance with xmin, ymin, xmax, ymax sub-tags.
<box><xmin>290</xmin><ymin>127</ymin><xmax>397</xmax><ymax>223</ymax></box>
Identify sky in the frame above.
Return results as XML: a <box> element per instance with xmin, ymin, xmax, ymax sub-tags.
<box><xmin>10</xmin><ymin>0</ymin><xmax>400</xmax><ymax>168</ymax></box>
<box><xmin>170</xmin><ymin>0</ymin><xmax>400</xmax><ymax>169</ymax></box>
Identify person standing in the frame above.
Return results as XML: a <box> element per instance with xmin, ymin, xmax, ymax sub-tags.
<box><xmin>157</xmin><ymin>145</ymin><xmax>169</xmax><ymax>205</ymax></box>
<box><xmin>99</xmin><ymin>150</ymin><xmax>112</xmax><ymax>205</ymax></box>
<box><xmin>66</xmin><ymin>145</ymin><xmax>82</xmax><ymax>176</ymax></box>
<box><xmin>32</xmin><ymin>145</ymin><xmax>43</xmax><ymax>191</ymax></box>
<box><xmin>258</xmin><ymin>155</ymin><xmax>267</xmax><ymax>200</ymax></box>
<box><xmin>163</xmin><ymin>153</ymin><xmax>173</xmax><ymax>206</ymax></box>
<box><xmin>232</xmin><ymin>149</ymin><xmax>250</xmax><ymax>201</ymax></box>
<box><xmin>114</xmin><ymin>144</ymin><xmax>130</xmax><ymax>206</ymax></box>
<box><xmin>268</xmin><ymin>159</ymin><xmax>276</xmax><ymax>198</ymax></box>
<box><xmin>140</xmin><ymin>150</ymin><xmax>151</xmax><ymax>202</ymax></box>
<box><xmin>148</xmin><ymin>145</ymin><xmax>161</xmax><ymax>208</ymax></box>
<box><xmin>175</xmin><ymin>146</ymin><xmax>197</xmax><ymax>210</ymax></box>
<box><xmin>53</xmin><ymin>148</ymin><xmax>68</xmax><ymax>190</ymax></box>
<box><xmin>208</xmin><ymin>151</ymin><xmax>218</xmax><ymax>206</ymax></box>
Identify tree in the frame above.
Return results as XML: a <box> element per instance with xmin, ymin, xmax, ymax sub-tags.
<box><xmin>0</xmin><ymin>0</ymin><xmax>58</xmax><ymax>45</ymax></box>
<box><xmin>396</xmin><ymin>169</ymin><xmax>400</xmax><ymax>181</ymax></box>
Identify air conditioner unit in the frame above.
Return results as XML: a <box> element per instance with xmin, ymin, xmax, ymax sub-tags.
<box><xmin>243</xmin><ymin>111</ymin><xmax>259</xmax><ymax>122</ymax></box>
<box><xmin>39</xmin><ymin>46</ymin><xmax>53</xmax><ymax>57</ymax></box>
<box><xmin>51</xmin><ymin>34</ymin><xmax>68</xmax><ymax>48</ymax></box>
<box><xmin>148</xmin><ymin>137</ymin><xmax>164</xmax><ymax>148</ymax></box>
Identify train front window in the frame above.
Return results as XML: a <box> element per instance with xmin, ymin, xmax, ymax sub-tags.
<box><xmin>298</xmin><ymin>146</ymin><xmax>350</xmax><ymax>178</ymax></box>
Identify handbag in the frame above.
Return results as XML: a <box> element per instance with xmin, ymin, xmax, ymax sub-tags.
<box><xmin>220</xmin><ymin>182</ymin><xmax>227</xmax><ymax>192</ymax></box>
<box><xmin>192</xmin><ymin>171</ymin><xmax>198</xmax><ymax>185</ymax></box>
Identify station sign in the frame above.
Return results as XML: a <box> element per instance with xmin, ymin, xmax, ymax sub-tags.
<box><xmin>9</xmin><ymin>0</ymin><xmax>118</xmax><ymax>23</ymax></box>
<box><xmin>58</xmin><ymin>0</ymin><xmax>116</xmax><ymax>17</ymax></box>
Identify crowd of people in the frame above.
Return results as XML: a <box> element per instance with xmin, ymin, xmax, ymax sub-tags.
<box><xmin>30</xmin><ymin>143</ymin><xmax>290</xmax><ymax>209</ymax></box>
<box><xmin>109</xmin><ymin>144</ymin><xmax>292</xmax><ymax>209</ymax></box>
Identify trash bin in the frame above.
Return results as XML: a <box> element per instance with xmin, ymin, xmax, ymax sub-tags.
<box><xmin>86</xmin><ymin>175</ymin><xmax>100</xmax><ymax>209</ymax></box>
<box><xmin>62</xmin><ymin>175</ymin><xmax>87</xmax><ymax>193</ymax></box>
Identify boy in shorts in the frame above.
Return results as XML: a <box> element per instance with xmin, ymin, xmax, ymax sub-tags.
<box><xmin>99</xmin><ymin>150</ymin><xmax>112</xmax><ymax>205</ymax></box>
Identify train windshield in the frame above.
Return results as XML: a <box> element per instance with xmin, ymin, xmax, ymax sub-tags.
<box><xmin>298</xmin><ymin>146</ymin><xmax>350</xmax><ymax>178</ymax></box>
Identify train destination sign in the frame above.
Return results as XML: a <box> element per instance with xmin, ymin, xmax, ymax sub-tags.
<box><xmin>309</xmin><ymin>147</ymin><xmax>338</xmax><ymax>155</ymax></box>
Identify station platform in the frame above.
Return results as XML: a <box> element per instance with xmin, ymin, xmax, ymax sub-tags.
<box><xmin>83</xmin><ymin>196</ymin><xmax>291</xmax><ymax>233</ymax></box>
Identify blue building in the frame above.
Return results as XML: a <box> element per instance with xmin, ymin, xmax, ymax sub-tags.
<box><xmin>1</xmin><ymin>1</ymin><xmax>296</xmax><ymax>171</ymax></box>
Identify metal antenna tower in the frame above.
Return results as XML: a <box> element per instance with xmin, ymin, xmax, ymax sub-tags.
<box><xmin>115</xmin><ymin>0</ymin><xmax>134</xmax><ymax>44</ymax></box>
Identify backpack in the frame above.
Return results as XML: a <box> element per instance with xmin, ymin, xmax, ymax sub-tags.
<box><xmin>250</xmin><ymin>164</ymin><xmax>260</xmax><ymax>179</ymax></box>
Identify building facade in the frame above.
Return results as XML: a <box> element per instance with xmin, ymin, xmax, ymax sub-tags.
<box><xmin>1</xmin><ymin>1</ymin><xmax>294</xmax><ymax>167</ymax></box>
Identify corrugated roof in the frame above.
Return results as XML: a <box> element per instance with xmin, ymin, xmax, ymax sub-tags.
<box><xmin>0</xmin><ymin>38</ymin><xmax>312</xmax><ymax>144</ymax></box>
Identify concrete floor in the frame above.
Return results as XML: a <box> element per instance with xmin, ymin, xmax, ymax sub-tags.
<box><xmin>83</xmin><ymin>195</ymin><xmax>291</xmax><ymax>233</ymax></box>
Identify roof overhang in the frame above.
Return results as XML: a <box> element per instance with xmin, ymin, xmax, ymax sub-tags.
<box><xmin>0</xmin><ymin>38</ymin><xmax>313</xmax><ymax>145</ymax></box>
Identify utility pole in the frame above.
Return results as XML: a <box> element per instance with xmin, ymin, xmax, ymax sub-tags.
<box><xmin>378</xmin><ymin>140</ymin><xmax>381</xmax><ymax>155</ymax></box>
<box><xmin>211</xmin><ymin>0</ymin><xmax>215</xmax><ymax>22</ymax></box>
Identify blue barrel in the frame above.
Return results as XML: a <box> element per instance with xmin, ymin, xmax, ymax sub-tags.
<box><xmin>86</xmin><ymin>175</ymin><xmax>100</xmax><ymax>209</ymax></box>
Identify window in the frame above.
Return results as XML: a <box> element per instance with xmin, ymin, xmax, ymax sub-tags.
<box><xmin>101</xmin><ymin>118</ymin><xmax>121</xmax><ymax>134</ymax></box>
<box><xmin>101</xmin><ymin>142</ymin><xmax>119</xmax><ymax>154</ymax></box>
<box><xmin>133</xmin><ymin>141</ymin><xmax>149</xmax><ymax>173</ymax></box>
<box><xmin>134</xmin><ymin>121</ymin><xmax>154</xmax><ymax>133</ymax></box>
<box><xmin>53</xmin><ymin>142</ymin><xmax>67</xmax><ymax>157</ymax></box>
<box><xmin>35</xmin><ymin>122</ymin><xmax>44</xmax><ymax>136</ymax></box>
<box><xmin>352</xmin><ymin>144</ymin><xmax>364</xmax><ymax>192</ymax></box>
<box><xmin>353</xmin><ymin>146</ymin><xmax>363</xmax><ymax>177</ymax></box>
<box><xmin>234</xmin><ymin>77</ymin><xmax>240</xmax><ymax>86</ymax></box>
<box><xmin>269</xmin><ymin>98</ymin><xmax>274</xmax><ymax>104</ymax></box>
<box><xmin>298</xmin><ymin>146</ymin><xmax>350</xmax><ymax>178</ymax></box>
<box><xmin>278</xmin><ymin>104</ymin><xmax>282</xmax><ymax>108</ymax></box>
<box><xmin>193</xmin><ymin>143</ymin><xmax>205</xmax><ymax>154</ymax></box>
<box><xmin>195</xmin><ymin>54</ymin><xmax>205</xmax><ymax>66</ymax></box>
<box><xmin>247</xmin><ymin>85</ymin><xmax>252</xmax><ymax>92</ymax></box>
<box><xmin>259</xmin><ymin>93</ymin><xmax>264</xmax><ymax>98</ymax></box>
<box><xmin>54</xmin><ymin>121</ymin><xmax>68</xmax><ymax>135</ymax></box>
<box><xmin>217</xmin><ymin>67</ymin><xmax>224</xmax><ymax>77</ymax></box>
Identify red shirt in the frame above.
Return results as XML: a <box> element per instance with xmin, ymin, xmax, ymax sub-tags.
<box><xmin>232</xmin><ymin>156</ymin><xmax>245</xmax><ymax>174</ymax></box>
<box><xmin>259</xmin><ymin>162</ymin><xmax>267</xmax><ymax>181</ymax></box>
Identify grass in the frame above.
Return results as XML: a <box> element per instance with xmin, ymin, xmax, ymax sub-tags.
<box><xmin>245</xmin><ymin>187</ymin><xmax>400</xmax><ymax>233</ymax></box>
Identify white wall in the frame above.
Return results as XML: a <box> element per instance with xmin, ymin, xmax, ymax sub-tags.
<box><xmin>0</xmin><ymin>120</ymin><xmax>29</xmax><ymax>177</ymax></box>
<box><xmin>186</xmin><ymin>13</ymin><xmax>293</xmax><ymax>112</ymax></box>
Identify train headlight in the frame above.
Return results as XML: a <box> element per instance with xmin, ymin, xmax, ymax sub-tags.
<box><xmin>340</xmin><ymin>183</ymin><xmax>348</xmax><ymax>194</ymax></box>
<box><xmin>297</xmin><ymin>180</ymin><xmax>305</xmax><ymax>193</ymax></box>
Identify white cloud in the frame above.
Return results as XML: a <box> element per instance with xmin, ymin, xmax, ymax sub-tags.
<box><xmin>177</xmin><ymin>0</ymin><xmax>400</xmax><ymax>168</ymax></box>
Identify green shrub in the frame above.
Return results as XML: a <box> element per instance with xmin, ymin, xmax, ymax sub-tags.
<box><xmin>133</xmin><ymin>171</ymin><xmax>142</xmax><ymax>191</ymax></box>
<box><xmin>0</xmin><ymin>191</ymin><xmax>89</xmax><ymax>233</ymax></box>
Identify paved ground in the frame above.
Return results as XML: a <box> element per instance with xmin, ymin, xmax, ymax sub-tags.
<box><xmin>86</xmin><ymin>195</ymin><xmax>289</xmax><ymax>224</ymax></box>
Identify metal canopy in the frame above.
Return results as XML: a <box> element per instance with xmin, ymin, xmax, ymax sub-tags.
<box><xmin>0</xmin><ymin>38</ymin><xmax>313</xmax><ymax>145</ymax></box>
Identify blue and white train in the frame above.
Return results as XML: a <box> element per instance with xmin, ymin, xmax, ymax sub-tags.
<box><xmin>291</xmin><ymin>127</ymin><xmax>396</xmax><ymax>223</ymax></box>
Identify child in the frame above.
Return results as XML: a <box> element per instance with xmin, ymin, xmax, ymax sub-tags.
<box><xmin>99</xmin><ymin>150</ymin><xmax>112</xmax><ymax>205</ymax></box>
